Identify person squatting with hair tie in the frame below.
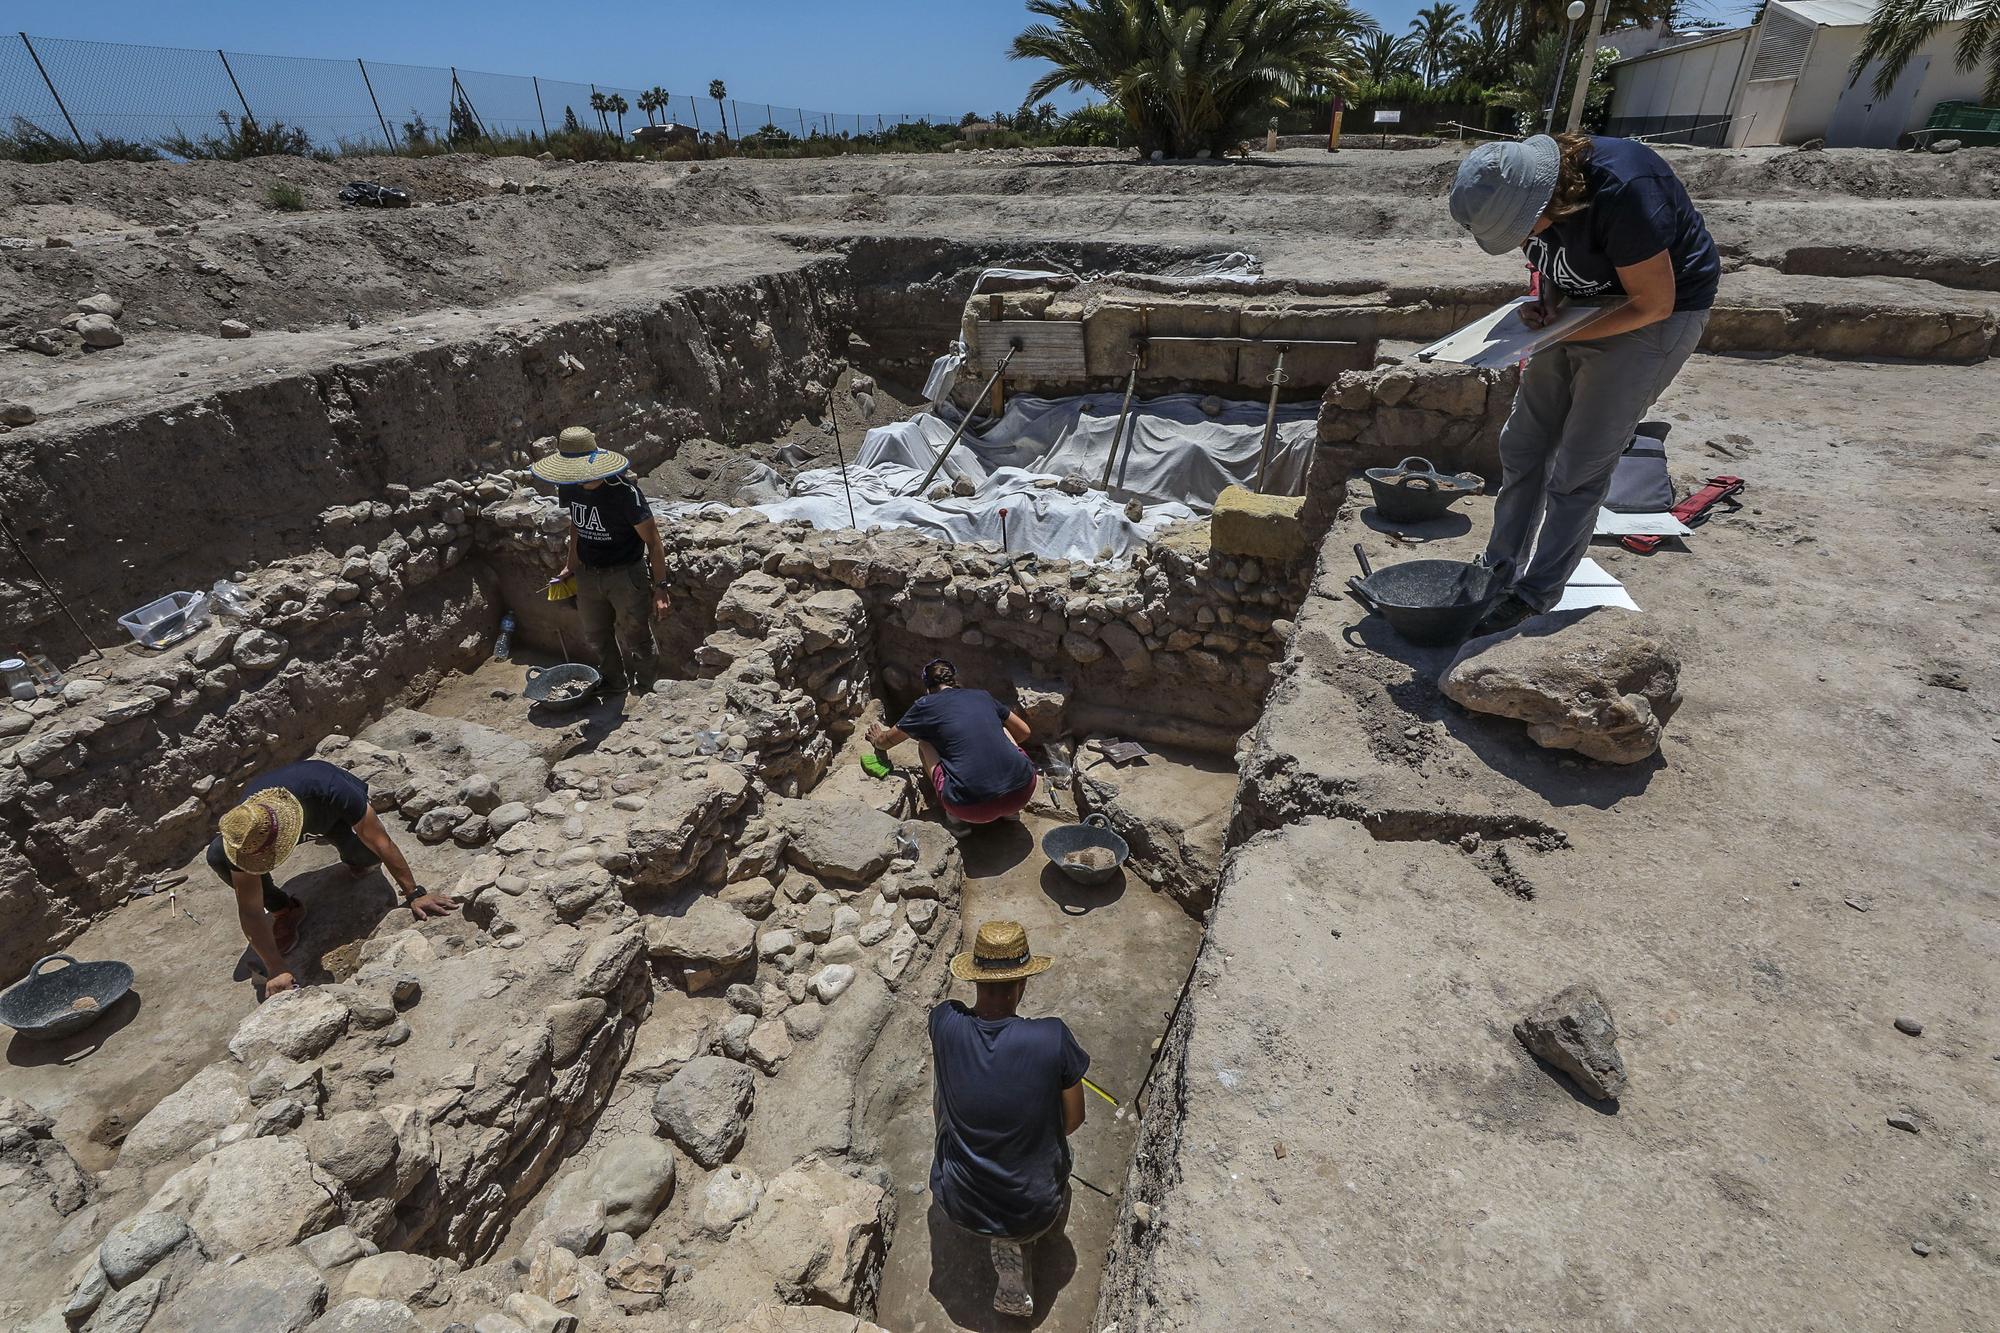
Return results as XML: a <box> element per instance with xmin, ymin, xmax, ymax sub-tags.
<box><xmin>865</xmin><ymin>658</ymin><xmax>1039</xmax><ymax>832</ymax></box>
<box><xmin>1448</xmin><ymin>131</ymin><xmax>1719</xmax><ymax>635</ymax></box>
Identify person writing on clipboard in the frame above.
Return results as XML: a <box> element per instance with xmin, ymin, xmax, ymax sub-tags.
<box><xmin>1448</xmin><ymin>132</ymin><xmax>1718</xmax><ymax>634</ymax></box>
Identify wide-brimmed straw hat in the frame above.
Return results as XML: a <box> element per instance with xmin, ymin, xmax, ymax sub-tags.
<box><xmin>950</xmin><ymin>920</ymin><xmax>1054</xmax><ymax>984</ymax></box>
<box><xmin>1449</xmin><ymin>135</ymin><xmax>1561</xmax><ymax>255</ymax></box>
<box><xmin>220</xmin><ymin>789</ymin><xmax>306</xmax><ymax>875</ymax></box>
<box><xmin>530</xmin><ymin>426</ymin><xmax>631</xmax><ymax>485</ymax></box>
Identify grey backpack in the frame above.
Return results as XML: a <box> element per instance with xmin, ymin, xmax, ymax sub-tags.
<box><xmin>1606</xmin><ymin>421</ymin><xmax>1675</xmax><ymax>513</ymax></box>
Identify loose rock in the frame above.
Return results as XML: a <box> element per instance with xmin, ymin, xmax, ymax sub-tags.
<box><xmin>652</xmin><ymin>1056</ymin><xmax>755</xmax><ymax>1168</ymax></box>
<box><xmin>1514</xmin><ymin>983</ymin><xmax>1627</xmax><ymax>1102</ymax></box>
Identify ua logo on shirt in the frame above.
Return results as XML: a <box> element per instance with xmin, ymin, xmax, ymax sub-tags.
<box><xmin>1525</xmin><ymin>235</ymin><xmax>1615</xmax><ymax>297</ymax></box>
<box><xmin>571</xmin><ymin>501</ymin><xmax>612</xmax><ymax>542</ymax></box>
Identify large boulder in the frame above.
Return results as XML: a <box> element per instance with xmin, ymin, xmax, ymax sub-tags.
<box><xmin>300</xmin><ymin>1109</ymin><xmax>399</xmax><ymax>1189</ymax></box>
<box><xmin>1442</xmin><ymin>609</ymin><xmax>1682</xmax><ymax>764</ymax></box>
<box><xmin>118</xmin><ymin>1065</ymin><xmax>249</xmax><ymax>1169</ymax></box>
<box><xmin>652</xmin><ymin>1056</ymin><xmax>754</xmax><ymax>1168</ymax></box>
<box><xmin>153</xmin><ymin>1252</ymin><xmax>329</xmax><ymax>1333</ymax></box>
<box><xmin>739</xmin><ymin>1163</ymin><xmax>888</xmax><ymax>1310</ymax></box>
<box><xmin>766</xmin><ymin>797</ymin><xmax>902</xmax><ymax>885</ymax></box>
<box><xmin>645</xmin><ymin>896</ymin><xmax>756</xmax><ymax>991</ymax></box>
<box><xmin>98</xmin><ymin>1211</ymin><xmax>191</xmax><ymax>1288</ymax></box>
<box><xmin>542</xmin><ymin>1135</ymin><xmax>677</xmax><ymax>1236</ymax></box>
<box><xmin>193</xmin><ymin>1136</ymin><xmax>342</xmax><ymax>1254</ymax></box>
<box><xmin>229</xmin><ymin>989</ymin><xmax>352</xmax><ymax>1063</ymax></box>
<box><xmin>309</xmin><ymin>1298</ymin><xmax>424</xmax><ymax>1333</ymax></box>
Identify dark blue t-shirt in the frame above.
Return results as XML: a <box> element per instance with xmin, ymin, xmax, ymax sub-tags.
<box><xmin>929</xmin><ymin>1001</ymin><xmax>1090</xmax><ymax>1237</ymax></box>
<box><xmin>1524</xmin><ymin>136</ymin><xmax>1719</xmax><ymax>312</ymax></box>
<box><xmin>205</xmin><ymin>761</ymin><xmax>370</xmax><ymax>877</ymax></box>
<box><xmin>896</xmin><ymin>688</ymin><xmax>1035</xmax><ymax>807</ymax></box>
<box><xmin>559</xmin><ymin>477</ymin><xmax>650</xmax><ymax>568</ymax></box>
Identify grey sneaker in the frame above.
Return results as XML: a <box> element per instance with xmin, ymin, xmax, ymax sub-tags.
<box><xmin>990</xmin><ymin>1237</ymin><xmax>1033</xmax><ymax>1317</ymax></box>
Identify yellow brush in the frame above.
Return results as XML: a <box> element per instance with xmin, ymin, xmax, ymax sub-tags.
<box><xmin>546</xmin><ymin>576</ymin><xmax>577</xmax><ymax>602</ymax></box>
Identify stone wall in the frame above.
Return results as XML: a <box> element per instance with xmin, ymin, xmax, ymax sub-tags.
<box><xmin>478</xmin><ymin>494</ymin><xmax>1314</xmax><ymax>752</ymax></box>
<box><xmin>1317</xmin><ymin>357</ymin><xmax>1516</xmax><ymax>482</ymax></box>
<box><xmin>0</xmin><ymin>482</ymin><xmax>493</xmax><ymax>984</ymax></box>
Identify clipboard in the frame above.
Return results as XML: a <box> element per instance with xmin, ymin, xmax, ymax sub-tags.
<box><xmin>1415</xmin><ymin>297</ymin><xmax>1624</xmax><ymax>369</ymax></box>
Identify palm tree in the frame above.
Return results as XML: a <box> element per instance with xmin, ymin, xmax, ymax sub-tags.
<box><xmin>638</xmin><ymin>87</ymin><xmax>669</xmax><ymax>126</ymax></box>
<box><xmin>1857</xmin><ymin>0</ymin><xmax>2000</xmax><ymax>102</ymax></box>
<box><xmin>588</xmin><ymin>90</ymin><xmax>610</xmax><ymax>136</ymax></box>
<box><xmin>708</xmin><ymin>80</ymin><xmax>730</xmax><ymax>138</ymax></box>
<box><xmin>1410</xmin><ymin>3</ymin><xmax>1470</xmax><ymax>86</ymax></box>
<box><xmin>1450</xmin><ymin>15</ymin><xmax>1513</xmax><ymax>86</ymax></box>
<box><xmin>1357</xmin><ymin>30</ymin><xmax>1423</xmax><ymax>83</ymax></box>
<box><xmin>607</xmin><ymin>93</ymin><xmax>630</xmax><ymax>138</ymax></box>
<box><xmin>1010</xmin><ymin>0</ymin><xmax>1370</xmax><ymax>158</ymax></box>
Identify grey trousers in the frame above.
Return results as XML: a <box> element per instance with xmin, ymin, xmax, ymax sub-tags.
<box><xmin>1486</xmin><ymin>309</ymin><xmax>1710</xmax><ymax>609</ymax></box>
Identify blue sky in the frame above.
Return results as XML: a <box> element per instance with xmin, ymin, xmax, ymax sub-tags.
<box><xmin>28</xmin><ymin>1</ymin><xmax>1763</xmax><ymax>121</ymax></box>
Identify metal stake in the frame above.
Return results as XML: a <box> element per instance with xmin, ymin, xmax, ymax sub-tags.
<box><xmin>1099</xmin><ymin>347</ymin><xmax>1144</xmax><ymax>492</ymax></box>
<box><xmin>19</xmin><ymin>34</ymin><xmax>85</xmax><ymax>154</ymax></box>
<box><xmin>1253</xmin><ymin>348</ymin><xmax>1290</xmax><ymax>494</ymax></box>
<box><xmin>905</xmin><ymin>342</ymin><xmax>1018</xmax><ymax>498</ymax></box>
<box><xmin>358</xmin><ymin>59</ymin><xmax>394</xmax><ymax>149</ymax></box>
<box><xmin>0</xmin><ymin>514</ymin><xmax>102</xmax><ymax>658</ymax></box>
<box><xmin>532</xmin><ymin>75</ymin><xmax>548</xmax><ymax>137</ymax></box>
<box><xmin>828</xmin><ymin>387</ymin><xmax>858</xmax><ymax>530</ymax></box>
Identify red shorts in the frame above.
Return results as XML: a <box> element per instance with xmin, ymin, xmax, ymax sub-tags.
<box><xmin>933</xmin><ymin>763</ymin><xmax>1038</xmax><ymax>824</ymax></box>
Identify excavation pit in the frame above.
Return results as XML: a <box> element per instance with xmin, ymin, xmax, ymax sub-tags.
<box><xmin>3</xmin><ymin>141</ymin><xmax>1997</xmax><ymax>1332</ymax></box>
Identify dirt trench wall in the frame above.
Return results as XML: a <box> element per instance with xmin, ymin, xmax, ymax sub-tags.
<box><xmin>0</xmin><ymin>263</ymin><xmax>851</xmax><ymax>660</ymax></box>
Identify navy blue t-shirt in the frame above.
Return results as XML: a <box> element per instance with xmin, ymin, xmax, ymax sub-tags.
<box><xmin>205</xmin><ymin>761</ymin><xmax>370</xmax><ymax>877</ymax></box>
<box><xmin>929</xmin><ymin>1001</ymin><xmax>1090</xmax><ymax>1237</ymax></box>
<box><xmin>1524</xmin><ymin>136</ymin><xmax>1719</xmax><ymax>312</ymax></box>
<box><xmin>559</xmin><ymin>476</ymin><xmax>650</xmax><ymax>568</ymax></box>
<box><xmin>896</xmin><ymin>688</ymin><xmax>1035</xmax><ymax>807</ymax></box>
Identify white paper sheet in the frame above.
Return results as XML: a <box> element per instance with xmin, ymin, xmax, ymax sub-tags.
<box><xmin>1568</xmin><ymin>557</ymin><xmax>1622</xmax><ymax>586</ymax></box>
<box><xmin>1594</xmin><ymin>507</ymin><xmax>1693</xmax><ymax>537</ymax></box>
<box><xmin>1555</xmin><ymin>556</ymin><xmax>1641</xmax><ymax>611</ymax></box>
<box><xmin>1416</xmin><ymin>296</ymin><xmax>1624</xmax><ymax>369</ymax></box>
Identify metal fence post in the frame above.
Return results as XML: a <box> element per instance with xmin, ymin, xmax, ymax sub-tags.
<box><xmin>451</xmin><ymin>69</ymin><xmax>488</xmax><ymax>139</ymax></box>
<box><xmin>689</xmin><ymin>94</ymin><xmax>700</xmax><ymax>132</ymax></box>
<box><xmin>217</xmin><ymin>49</ymin><xmax>254</xmax><ymax>122</ymax></box>
<box><xmin>730</xmin><ymin>99</ymin><xmax>741</xmax><ymax>139</ymax></box>
<box><xmin>358</xmin><ymin>58</ymin><xmax>395</xmax><ymax>148</ymax></box>
<box><xmin>18</xmin><ymin>33</ymin><xmax>86</xmax><ymax>153</ymax></box>
<box><xmin>533</xmin><ymin>76</ymin><xmax>548</xmax><ymax>137</ymax></box>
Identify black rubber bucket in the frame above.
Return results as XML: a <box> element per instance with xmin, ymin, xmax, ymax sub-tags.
<box><xmin>1347</xmin><ymin>544</ymin><xmax>1501</xmax><ymax>646</ymax></box>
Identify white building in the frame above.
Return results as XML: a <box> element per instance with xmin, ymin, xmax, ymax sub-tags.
<box><xmin>1604</xmin><ymin>0</ymin><xmax>1991</xmax><ymax>148</ymax></box>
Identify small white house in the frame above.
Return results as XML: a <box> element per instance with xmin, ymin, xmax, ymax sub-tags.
<box><xmin>1605</xmin><ymin>0</ymin><xmax>1991</xmax><ymax>148</ymax></box>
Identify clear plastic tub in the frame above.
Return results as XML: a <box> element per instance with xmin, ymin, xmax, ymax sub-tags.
<box><xmin>118</xmin><ymin>591</ymin><xmax>211</xmax><ymax>650</ymax></box>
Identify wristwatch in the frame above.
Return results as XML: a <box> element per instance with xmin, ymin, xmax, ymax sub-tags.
<box><xmin>654</xmin><ymin>579</ymin><xmax>673</xmax><ymax>589</ymax></box>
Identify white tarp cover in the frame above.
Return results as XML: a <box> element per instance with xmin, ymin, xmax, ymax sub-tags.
<box><xmin>676</xmin><ymin>391</ymin><xmax>1317</xmax><ymax>563</ymax></box>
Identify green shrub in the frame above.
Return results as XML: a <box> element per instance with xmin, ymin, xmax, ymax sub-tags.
<box><xmin>160</xmin><ymin>112</ymin><xmax>313</xmax><ymax>161</ymax></box>
<box><xmin>265</xmin><ymin>181</ymin><xmax>306</xmax><ymax>211</ymax></box>
<box><xmin>0</xmin><ymin>116</ymin><xmax>159</xmax><ymax>163</ymax></box>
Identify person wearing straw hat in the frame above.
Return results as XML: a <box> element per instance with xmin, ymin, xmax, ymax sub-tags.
<box><xmin>533</xmin><ymin>426</ymin><xmax>672</xmax><ymax>696</ymax></box>
<box><xmin>929</xmin><ymin>920</ymin><xmax>1089</xmax><ymax>1318</ymax></box>
<box><xmin>207</xmin><ymin>760</ymin><xmax>454</xmax><ymax>996</ymax></box>
<box><xmin>1447</xmin><ymin>132</ymin><xmax>1717</xmax><ymax>634</ymax></box>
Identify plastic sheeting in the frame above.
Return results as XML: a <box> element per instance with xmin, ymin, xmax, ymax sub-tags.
<box><xmin>855</xmin><ymin>391</ymin><xmax>1318</xmax><ymax>509</ymax></box>
<box><xmin>665</xmin><ymin>390</ymin><xmax>1315</xmax><ymax>563</ymax></box>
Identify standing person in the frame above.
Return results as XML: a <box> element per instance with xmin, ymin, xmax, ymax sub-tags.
<box><xmin>533</xmin><ymin>426</ymin><xmax>673</xmax><ymax>694</ymax></box>
<box><xmin>209</xmin><ymin>760</ymin><xmax>455</xmax><ymax>997</ymax></box>
<box><xmin>930</xmin><ymin>920</ymin><xmax>1089</xmax><ymax>1319</ymax></box>
<box><xmin>865</xmin><ymin>659</ymin><xmax>1037</xmax><ymax>834</ymax></box>
<box><xmin>1448</xmin><ymin>132</ymin><xmax>1719</xmax><ymax>633</ymax></box>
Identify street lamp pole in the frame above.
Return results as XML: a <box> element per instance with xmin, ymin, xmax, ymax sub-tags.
<box><xmin>1564</xmin><ymin>0</ymin><xmax>1613</xmax><ymax>133</ymax></box>
<box><xmin>1545</xmin><ymin>0</ymin><xmax>1588</xmax><ymax>135</ymax></box>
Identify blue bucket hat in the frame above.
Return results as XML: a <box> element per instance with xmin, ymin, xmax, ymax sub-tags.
<box><xmin>1449</xmin><ymin>136</ymin><xmax>1562</xmax><ymax>255</ymax></box>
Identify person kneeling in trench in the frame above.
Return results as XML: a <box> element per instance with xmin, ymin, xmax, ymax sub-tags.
<box><xmin>931</xmin><ymin>921</ymin><xmax>1089</xmax><ymax>1319</ymax></box>
<box><xmin>534</xmin><ymin>426</ymin><xmax>672</xmax><ymax>696</ymax></box>
<box><xmin>209</xmin><ymin>759</ymin><xmax>456</xmax><ymax>996</ymax></box>
<box><xmin>865</xmin><ymin>658</ymin><xmax>1037</xmax><ymax>834</ymax></box>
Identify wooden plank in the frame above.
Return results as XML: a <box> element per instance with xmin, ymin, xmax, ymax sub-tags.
<box><xmin>970</xmin><ymin>320</ymin><xmax>1087</xmax><ymax>379</ymax></box>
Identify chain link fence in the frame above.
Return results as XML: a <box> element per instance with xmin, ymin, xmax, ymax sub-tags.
<box><xmin>1</xmin><ymin>32</ymin><xmax>956</xmax><ymax>155</ymax></box>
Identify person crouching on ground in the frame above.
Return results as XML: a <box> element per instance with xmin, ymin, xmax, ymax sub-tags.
<box><xmin>865</xmin><ymin>658</ymin><xmax>1037</xmax><ymax>833</ymax></box>
<box><xmin>533</xmin><ymin>426</ymin><xmax>673</xmax><ymax>695</ymax></box>
<box><xmin>930</xmin><ymin>920</ymin><xmax>1089</xmax><ymax>1319</ymax></box>
<box><xmin>1448</xmin><ymin>131</ymin><xmax>1718</xmax><ymax>634</ymax></box>
<box><xmin>209</xmin><ymin>759</ymin><xmax>455</xmax><ymax>996</ymax></box>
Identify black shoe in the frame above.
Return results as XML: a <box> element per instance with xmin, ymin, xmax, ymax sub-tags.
<box><xmin>1474</xmin><ymin>593</ymin><xmax>1536</xmax><ymax>637</ymax></box>
<box><xmin>597</xmin><ymin>677</ymin><xmax>629</xmax><ymax>696</ymax></box>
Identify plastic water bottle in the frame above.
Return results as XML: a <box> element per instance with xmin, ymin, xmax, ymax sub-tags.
<box><xmin>495</xmin><ymin>613</ymin><xmax>516</xmax><ymax>661</ymax></box>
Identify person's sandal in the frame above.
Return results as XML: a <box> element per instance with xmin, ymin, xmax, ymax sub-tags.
<box><xmin>270</xmin><ymin>898</ymin><xmax>308</xmax><ymax>954</ymax></box>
